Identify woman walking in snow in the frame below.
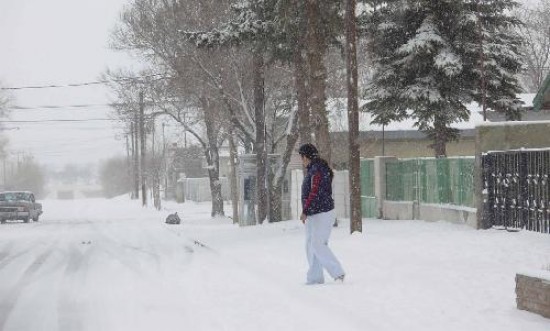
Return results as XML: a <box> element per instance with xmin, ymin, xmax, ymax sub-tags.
<box><xmin>299</xmin><ymin>143</ymin><xmax>345</xmax><ymax>285</ymax></box>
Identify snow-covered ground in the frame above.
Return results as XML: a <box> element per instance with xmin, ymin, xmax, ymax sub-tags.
<box><xmin>0</xmin><ymin>197</ymin><xmax>549</xmax><ymax>331</ymax></box>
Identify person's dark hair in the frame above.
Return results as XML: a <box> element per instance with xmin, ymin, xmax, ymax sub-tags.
<box><xmin>298</xmin><ymin>143</ymin><xmax>319</xmax><ymax>159</ymax></box>
<box><xmin>298</xmin><ymin>143</ymin><xmax>334</xmax><ymax>181</ymax></box>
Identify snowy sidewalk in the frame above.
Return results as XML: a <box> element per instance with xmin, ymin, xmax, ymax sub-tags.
<box><xmin>0</xmin><ymin>198</ymin><xmax>549</xmax><ymax>331</ymax></box>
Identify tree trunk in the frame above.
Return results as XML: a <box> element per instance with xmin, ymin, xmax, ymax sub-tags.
<box><xmin>139</xmin><ymin>91</ymin><xmax>147</xmax><ymax>207</ymax></box>
<box><xmin>131</xmin><ymin>120</ymin><xmax>139</xmax><ymax>200</ymax></box>
<box><xmin>253</xmin><ymin>47</ymin><xmax>268</xmax><ymax>224</ymax></box>
<box><xmin>306</xmin><ymin>0</ymin><xmax>331</xmax><ymax>163</ymax></box>
<box><xmin>268</xmin><ymin>99</ymin><xmax>300</xmax><ymax>222</ymax></box>
<box><xmin>269</xmin><ymin>183</ymin><xmax>283</xmax><ymax>222</ymax></box>
<box><xmin>228</xmin><ymin>126</ymin><xmax>240</xmax><ymax>224</ymax></box>
<box><xmin>151</xmin><ymin>122</ymin><xmax>161</xmax><ymax>211</ymax></box>
<box><xmin>153</xmin><ymin>173</ymin><xmax>161</xmax><ymax>210</ymax></box>
<box><xmin>202</xmin><ymin>98</ymin><xmax>225</xmax><ymax>217</ymax></box>
<box><xmin>432</xmin><ymin>120</ymin><xmax>448</xmax><ymax>158</ymax></box>
<box><xmin>345</xmin><ymin>0</ymin><xmax>362</xmax><ymax>233</ymax></box>
<box><xmin>295</xmin><ymin>60</ymin><xmax>311</xmax><ymax>146</ymax></box>
<box><xmin>205</xmin><ymin>146</ymin><xmax>224</xmax><ymax>217</ymax></box>
<box><xmin>294</xmin><ymin>12</ymin><xmax>311</xmax><ymax>146</ymax></box>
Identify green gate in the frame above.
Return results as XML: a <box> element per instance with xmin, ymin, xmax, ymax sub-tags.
<box><xmin>360</xmin><ymin>159</ymin><xmax>377</xmax><ymax>218</ymax></box>
<box><xmin>386</xmin><ymin>157</ymin><xmax>475</xmax><ymax>208</ymax></box>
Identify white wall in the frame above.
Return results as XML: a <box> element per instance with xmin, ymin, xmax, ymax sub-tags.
<box><xmin>290</xmin><ymin>169</ymin><xmax>350</xmax><ymax>220</ymax></box>
<box><xmin>181</xmin><ymin>177</ymin><xmax>230</xmax><ymax>202</ymax></box>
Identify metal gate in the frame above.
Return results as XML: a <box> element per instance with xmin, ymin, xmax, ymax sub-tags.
<box><xmin>482</xmin><ymin>149</ymin><xmax>550</xmax><ymax>233</ymax></box>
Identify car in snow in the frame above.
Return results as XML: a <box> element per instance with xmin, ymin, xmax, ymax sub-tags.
<box><xmin>0</xmin><ymin>191</ymin><xmax>43</xmax><ymax>224</ymax></box>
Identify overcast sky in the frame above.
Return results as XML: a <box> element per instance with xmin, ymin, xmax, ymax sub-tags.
<box><xmin>0</xmin><ymin>0</ymin><xmax>134</xmax><ymax>169</ymax></box>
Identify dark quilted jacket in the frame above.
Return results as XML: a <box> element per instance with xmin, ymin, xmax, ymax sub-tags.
<box><xmin>301</xmin><ymin>158</ymin><xmax>334</xmax><ymax>216</ymax></box>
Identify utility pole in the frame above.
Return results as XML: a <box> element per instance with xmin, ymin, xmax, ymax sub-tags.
<box><xmin>346</xmin><ymin>0</ymin><xmax>362</xmax><ymax>233</ymax></box>
<box><xmin>139</xmin><ymin>90</ymin><xmax>147</xmax><ymax>206</ymax></box>
<box><xmin>162</xmin><ymin>123</ymin><xmax>168</xmax><ymax>199</ymax></box>
<box><xmin>125</xmin><ymin>131</ymin><xmax>132</xmax><ymax>197</ymax></box>
<box><xmin>152</xmin><ymin>118</ymin><xmax>161</xmax><ymax>210</ymax></box>
<box><xmin>132</xmin><ymin>118</ymin><xmax>139</xmax><ymax>199</ymax></box>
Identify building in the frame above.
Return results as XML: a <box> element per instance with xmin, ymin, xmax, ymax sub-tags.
<box><xmin>328</xmin><ymin>95</ymin><xmax>536</xmax><ymax>168</ymax></box>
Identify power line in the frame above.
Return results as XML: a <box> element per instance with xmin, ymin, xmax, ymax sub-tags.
<box><xmin>7</xmin><ymin>100</ymin><xmax>179</xmax><ymax>111</ymax></box>
<box><xmin>0</xmin><ymin>74</ymin><xmax>170</xmax><ymax>91</ymax></box>
<box><xmin>2</xmin><ymin>80</ymin><xmax>108</xmax><ymax>90</ymax></box>
<box><xmin>0</xmin><ymin>119</ymin><xmax>120</xmax><ymax>123</ymax></box>
<box><xmin>8</xmin><ymin>103</ymin><xmax>116</xmax><ymax>110</ymax></box>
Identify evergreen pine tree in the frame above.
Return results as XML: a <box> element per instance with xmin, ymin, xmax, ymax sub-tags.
<box><xmin>466</xmin><ymin>0</ymin><xmax>524</xmax><ymax>120</ymax></box>
<box><xmin>366</xmin><ymin>0</ymin><xmax>523</xmax><ymax>156</ymax></box>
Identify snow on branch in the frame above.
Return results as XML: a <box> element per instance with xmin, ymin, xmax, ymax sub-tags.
<box><xmin>401</xmin><ymin>85</ymin><xmax>442</xmax><ymax>104</ymax></box>
<box><xmin>181</xmin><ymin>5</ymin><xmax>272</xmax><ymax>48</ymax></box>
<box><xmin>434</xmin><ymin>49</ymin><xmax>462</xmax><ymax>77</ymax></box>
<box><xmin>398</xmin><ymin>17</ymin><xmax>444</xmax><ymax>55</ymax></box>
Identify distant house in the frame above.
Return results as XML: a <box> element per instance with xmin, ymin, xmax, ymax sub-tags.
<box><xmin>164</xmin><ymin>143</ymin><xmax>233</xmax><ymax>201</ymax></box>
<box><xmin>328</xmin><ymin>95</ymin><xmax>536</xmax><ymax>169</ymax></box>
<box><xmin>46</xmin><ymin>182</ymin><xmax>103</xmax><ymax>200</ymax></box>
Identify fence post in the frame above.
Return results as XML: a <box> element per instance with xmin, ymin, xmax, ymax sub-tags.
<box><xmin>374</xmin><ymin>156</ymin><xmax>397</xmax><ymax>219</ymax></box>
<box><xmin>475</xmin><ymin>128</ymin><xmax>485</xmax><ymax>229</ymax></box>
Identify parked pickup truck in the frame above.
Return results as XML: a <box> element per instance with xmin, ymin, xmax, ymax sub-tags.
<box><xmin>0</xmin><ymin>191</ymin><xmax>42</xmax><ymax>223</ymax></box>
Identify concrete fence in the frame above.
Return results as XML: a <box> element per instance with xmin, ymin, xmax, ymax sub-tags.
<box><xmin>516</xmin><ymin>272</ymin><xmax>550</xmax><ymax>319</ymax></box>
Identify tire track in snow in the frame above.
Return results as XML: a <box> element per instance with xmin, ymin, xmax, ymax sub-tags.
<box><xmin>0</xmin><ymin>242</ymin><xmax>15</xmax><ymax>262</ymax></box>
<box><xmin>0</xmin><ymin>244</ymin><xmax>56</xmax><ymax>329</ymax></box>
<box><xmin>0</xmin><ymin>242</ymin><xmax>26</xmax><ymax>271</ymax></box>
<box><xmin>57</xmin><ymin>243</ymin><xmax>95</xmax><ymax>331</ymax></box>
<box><xmin>0</xmin><ymin>251</ymin><xmax>32</xmax><ymax>274</ymax></box>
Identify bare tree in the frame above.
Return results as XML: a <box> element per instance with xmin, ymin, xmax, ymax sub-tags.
<box><xmin>516</xmin><ymin>0</ymin><xmax>550</xmax><ymax>92</ymax></box>
<box><xmin>6</xmin><ymin>155</ymin><xmax>46</xmax><ymax>198</ymax></box>
<box><xmin>0</xmin><ymin>83</ymin><xmax>12</xmax><ymax>134</ymax></box>
<box><xmin>0</xmin><ymin>87</ymin><xmax>11</xmax><ymax>159</ymax></box>
<box><xmin>111</xmin><ymin>0</ymin><xmax>238</xmax><ymax>216</ymax></box>
<box><xmin>147</xmin><ymin>76</ymin><xmax>229</xmax><ymax>217</ymax></box>
<box><xmin>262</xmin><ymin>65</ymin><xmax>300</xmax><ymax>222</ymax></box>
<box><xmin>110</xmin><ymin>0</ymin><xmax>318</xmax><ymax>220</ymax></box>
<box><xmin>102</xmin><ymin>69</ymin><xmax>152</xmax><ymax>202</ymax></box>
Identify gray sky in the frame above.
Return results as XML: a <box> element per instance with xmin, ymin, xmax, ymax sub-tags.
<box><xmin>0</xmin><ymin>0</ymin><xmax>133</xmax><ymax>169</ymax></box>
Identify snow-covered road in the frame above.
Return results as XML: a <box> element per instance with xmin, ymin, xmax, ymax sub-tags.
<box><xmin>0</xmin><ymin>212</ymin><xmax>195</xmax><ymax>331</ymax></box>
<box><xmin>0</xmin><ymin>197</ymin><xmax>549</xmax><ymax>331</ymax></box>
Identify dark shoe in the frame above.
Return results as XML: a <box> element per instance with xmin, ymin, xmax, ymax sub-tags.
<box><xmin>335</xmin><ymin>274</ymin><xmax>345</xmax><ymax>282</ymax></box>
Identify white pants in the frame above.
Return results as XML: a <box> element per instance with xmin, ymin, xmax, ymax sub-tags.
<box><xmin>305</xmin><ymin>209</ymin><xmax>345</xmax><ymax>284</ymax></box>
